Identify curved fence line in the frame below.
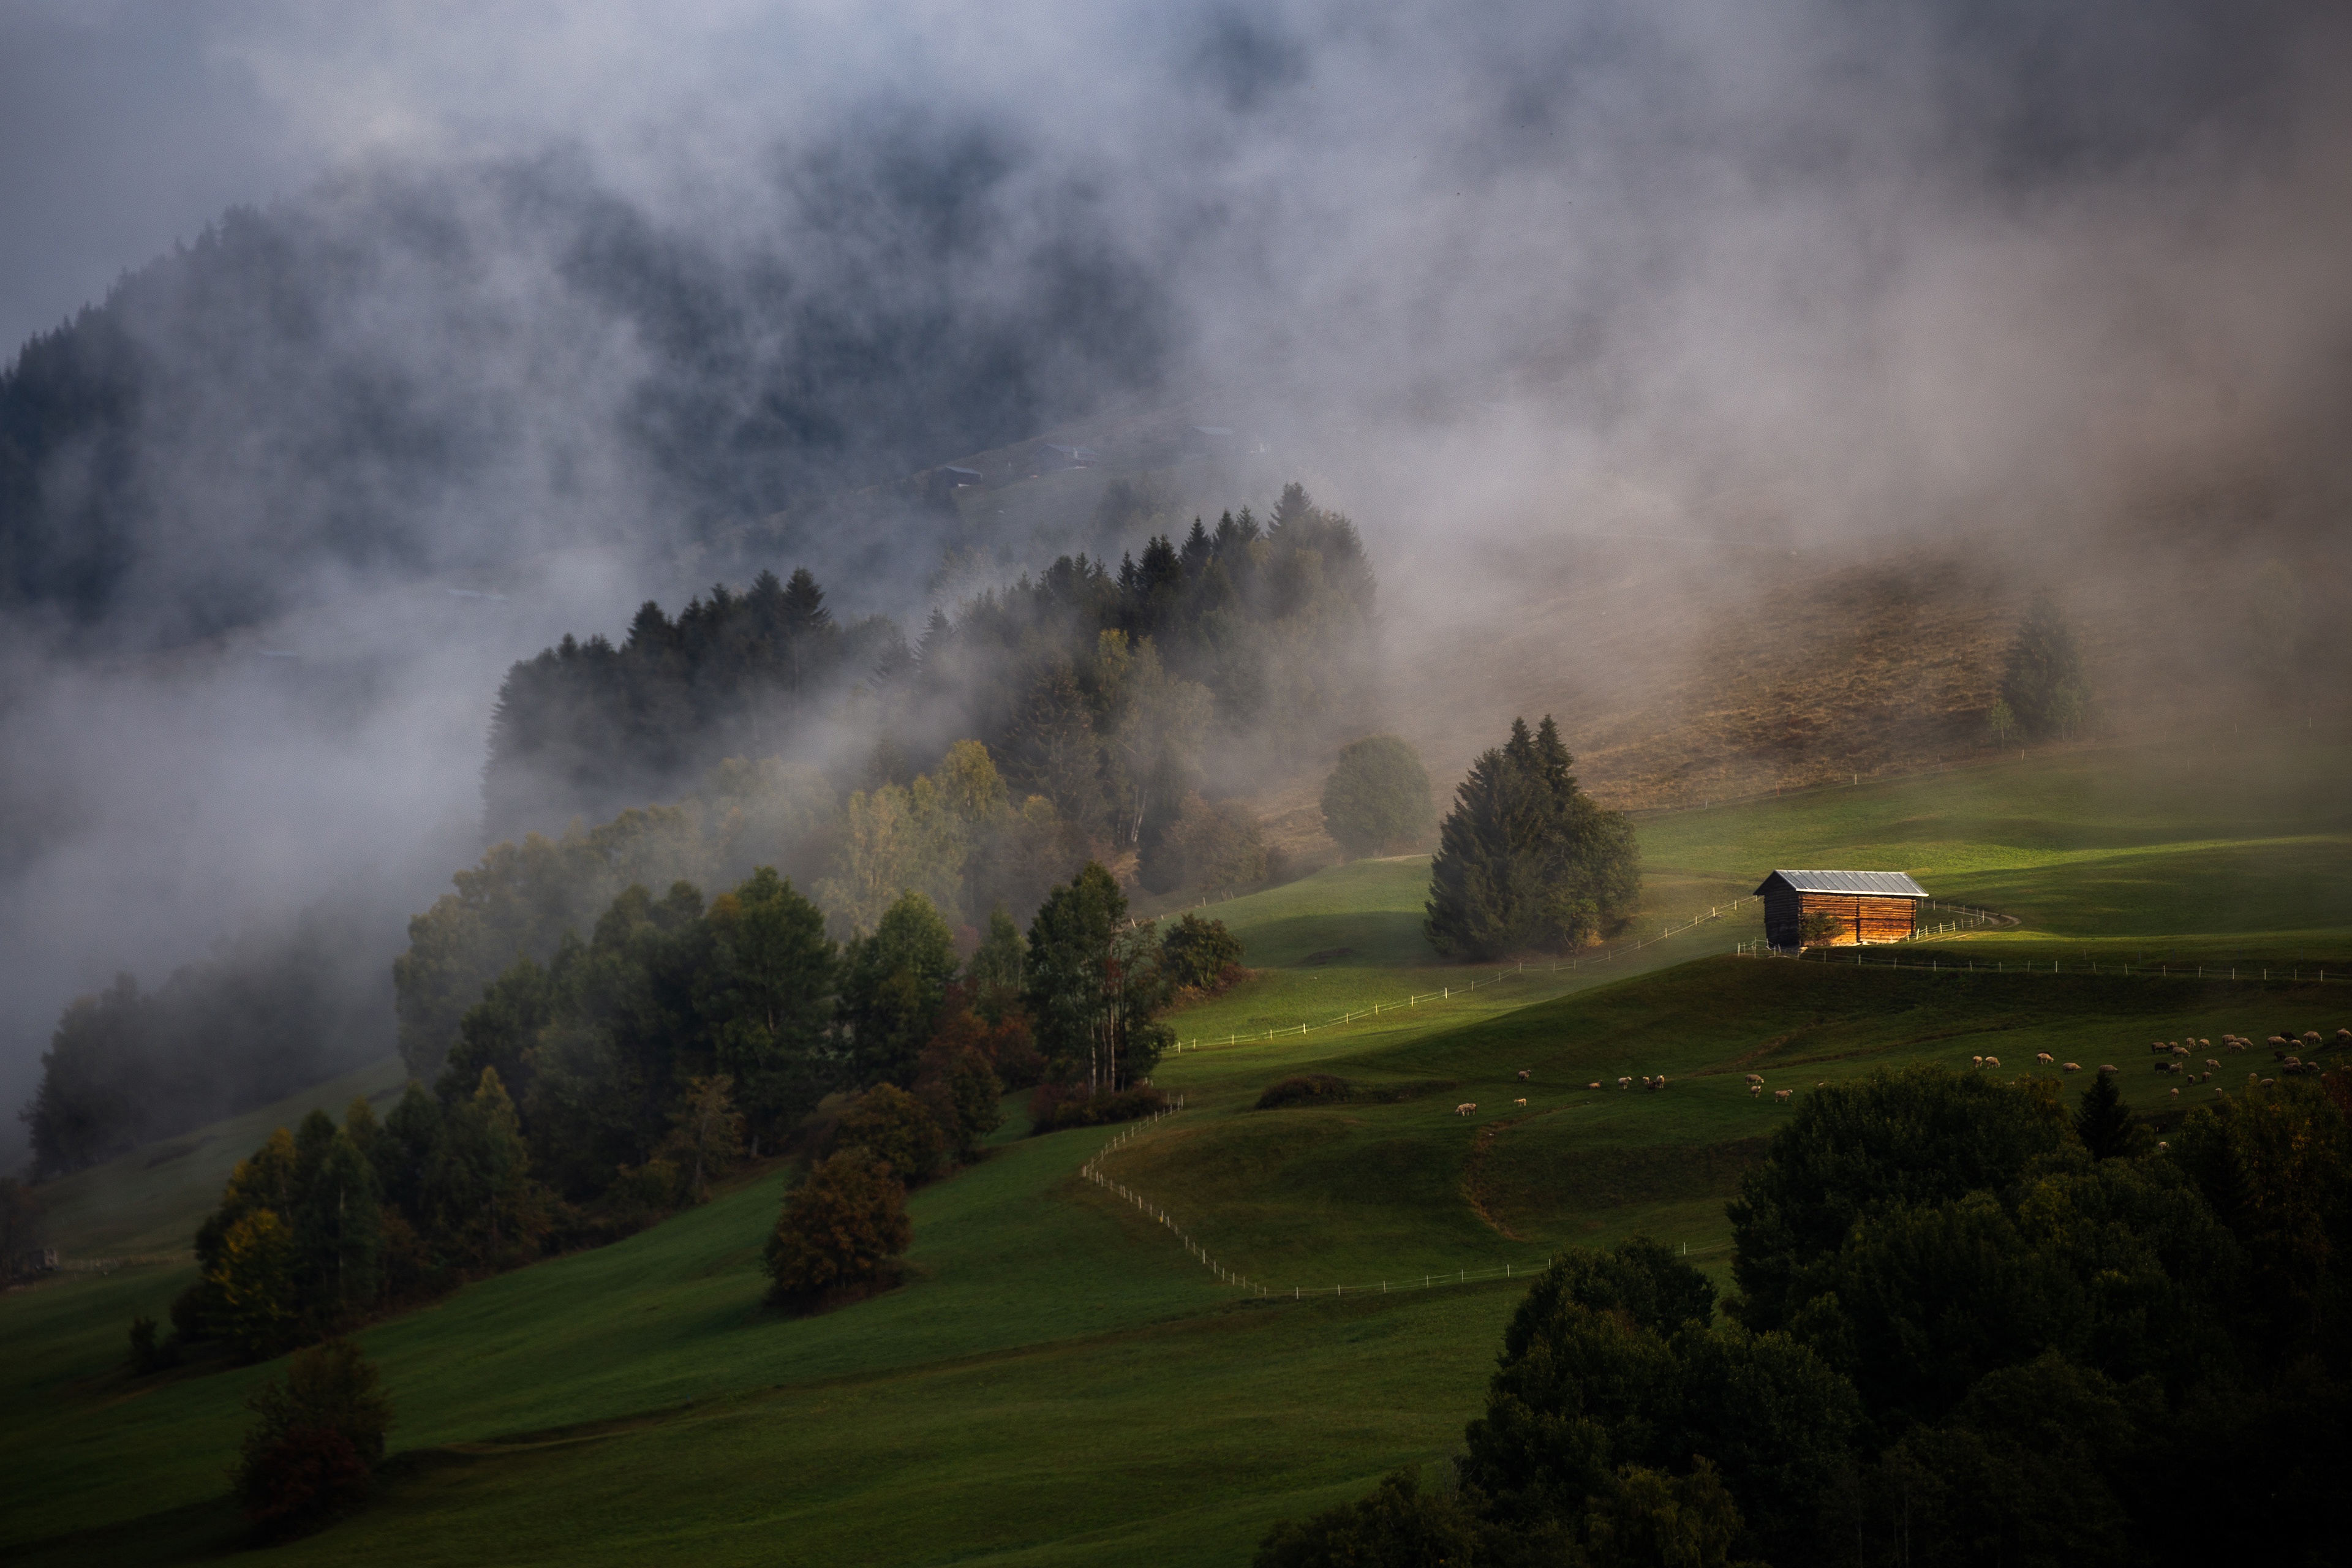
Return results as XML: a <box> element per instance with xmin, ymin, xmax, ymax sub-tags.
<box><xmin>1172</xmin><ymin>896</ymin><xmax>1759</xmax><ymax>1053</ymax></box>
<box><xmin>1076</xmin><ymin>1107</ymin><xmax>1721</xmax><ymax>1301</ymax></box>
<box><xmin>1785</xmin><ymin>949</ymin><xmax>2350</xmax><ymax>984</ymax></box>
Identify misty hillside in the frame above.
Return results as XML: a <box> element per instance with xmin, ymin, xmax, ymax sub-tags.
<box><xmin>0</xmin><ymin>141</ymin><xmax>1167</xmax><ymax>647</ymax></box>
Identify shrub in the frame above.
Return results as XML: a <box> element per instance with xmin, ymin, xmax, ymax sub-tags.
<box><xmin>1027</xmin><ymin>1083</ymin><xmax>1167</xmax><ymax>1136</ymax></box>
<box><xmin>835</xmin><ymin>1082</ymin><xmax>950</xmax><ymax>1183</ymax></box>
<box><xmin>1254</xmin><ymin>1468</ymin><xmax>1480</xmax><ymax>1568</ymax></box>
<box><xmin>763</xmin><ymin>1147</ymin><xmax>911</xmax><ymax>1306</ymax></box>
<box><xmin>1797</xmin><ymin>911</ymin><xmax>1845</xmax><ymax>947</ymax></box>
<box><xmin>1256</xmin><ymin>1074</ymin><xmax>1351</xmax><ymax>1110</ymax></box>
<box><xmin>1161</xmin><ymin>914</ymin><xmax>1246</xmax><ymax>994</ymax></box>
<box><xmin>914</xmin><ymin>1039</ymin><xmax>1005</xmax><ymax>1159</ymax></box>
<box><xmin>127</xmin><ymin>1314</ymin><xmax>181</xmax><ymax>1374</ymax></box>
<box><xmin>232</xmin><ymin>1340</ymin><xmax>393</xmax><ymax>1535</ymax></box>
<box><xmin>1320</xmin><ymin>734</ymin><xmax>1434</xmax><ymax>859</ymax></box>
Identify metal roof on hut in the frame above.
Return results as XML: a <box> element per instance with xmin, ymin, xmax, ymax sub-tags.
<box><xmin>1752</xmin><ymin>870</ymin><xmax>1929</xmax><ymax>898</ymax></box>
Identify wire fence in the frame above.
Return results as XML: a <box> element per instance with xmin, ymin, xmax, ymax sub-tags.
<box><xmin>1785</xmin><ymin>948</ymin><xmax>2351</xmax><ymax>985</ymax></box>
<box><xmin>1079</xmin><ymin>1107</ymin><xmax>1722</xmax><ymax>1301</ymax></box>
<box><xmin>1171</xmin><ymin>896</ymin><xmax>1759</xmax><ymax>1053</ymax></box>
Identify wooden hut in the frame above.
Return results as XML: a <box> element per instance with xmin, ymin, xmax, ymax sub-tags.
<box><xmin>1754</xmin><ymin>870</ymin><xmax>1929</xmax><ymax>950</ymax></box>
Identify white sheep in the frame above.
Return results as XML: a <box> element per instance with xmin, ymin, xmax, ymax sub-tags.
<box><xmin>1513</xmin><ymin>1097</ymin><xmax>1528</xmax><ymax>1107</ymax></box>
<box><xmin>2063</xmin><ymin>1062</ymin><xmax>2081</xmax><ymax>1072</ymax></box>
<box><xmin>1618</xmin><ymin>1077</ymin><xmax>1633</xmax><ymax>1089</ymax></box>
<box><xmin>1750</xmin><ymin>1083</ymin><xmax>1763</xmax><ymax>1096</ymax></box>
<box><xmin>1586</xmin><ymin>1081</ymin><xmax>1602</xmax><ymax>1089</ymax></box>
<box><xmin>1455</xmin><ymin>1102</ymin><xmax>1477</xmax><ymax>1116</ymax></box>
<box><xmin>1983</xmin><ymin>1056</ymin><xmax>2000</xmax><ymax>1068</ymax></box>
<box><xmin>2035</xmin><ymin>1052</ymin><xmax>2054</xmax><ymax>1065</ymax></box>
<box><xmin>1774</xmin><ymin>1088</ymin><xmax>1792</xmax><ymax>1103</ymax></box>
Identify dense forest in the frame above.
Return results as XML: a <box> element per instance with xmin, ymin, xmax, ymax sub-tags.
<box><xmin>1259</xmin><ymin>1067</ymin><xmax>2352</xmax><ymax>1567</ymax></box>
<box><xmin>153</xmin><ymin>859</ymin><xmax>1219</xmax><ymax>1365</ymax></box>
<box><xmin>18</xmin><ymin>905</ymin><xmax>393</xmax><ymax>1178</ymax></box>
<box><xmin>22</xmin><ymin>484</ymin><xmax>1365</xmax><ymax>1175</ymax></box>
<box><xmin>483</xmin><ymin>483</ymin><xmax>1377</xmax><ymax>839</ymax></box>
<box><xmin>0</xmin><ymin>146</ymin><xmax>1167</xmax><ymax>645</ymax></box>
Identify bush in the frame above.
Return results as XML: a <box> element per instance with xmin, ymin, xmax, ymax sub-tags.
<box><xmin>1254</xmin><ymin>1468</ymin><xmax>1480</xmax><ymax>1567</ymax></box>
<box><xmin>763</xmin><ymin>1147</ymin><xmax>912</xmax><ymax>1306</ymax></box>
<box><xmin>1161</xmin><ymin>913</ymin><xmax>1246</xmax><ymax>993</ymax></box>
<box><xmin>127</xmin><ymin>1314</ymin><xmax>181</xmax><ymax>1374</ymax></box>
<box><xmin>1027</xmin><ymin>1083</ymin><xmax>1167</xmax><ymax>1136</ymax></box>
<box><xmin>835</xmin><ymin>1082</ymin><xmax>950</xmax><ymax>1183</ymax></box>
<box><xmin>914</xmin><ymin>1039</ymin><xmax>1004</xmax><ymax>1159</ymax></box>
<box><xmin>1256</xmin><ymin>1074</ymin><xmax>1351</xmax><ymax>1110</ymax></box>
<box><xmin>1320</xmin><ymin>734</ymin><xmax>1434</xmax><ymax>859</ymax></box>
<box><xmin>232</xmin><ymin>1340</ymin><xmax>393</xmax><ymax>1535</ymax></box>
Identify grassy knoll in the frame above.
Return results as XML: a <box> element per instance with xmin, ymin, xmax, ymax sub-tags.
<box><xmin>1638</xmin><ymin>736</ymin><xmax>2352</xmax><ymax>963</ymax></box>
<box><xmin>5</xmin><ymin>736</ymin><xmax>2349</xmax><ymax>1562</ymax></box>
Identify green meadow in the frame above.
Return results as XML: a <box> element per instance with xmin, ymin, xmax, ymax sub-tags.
<box><xmin>6</xmin><ymin>736</ymin><xmax>2349</xmax><ymax>1564</ymax></box>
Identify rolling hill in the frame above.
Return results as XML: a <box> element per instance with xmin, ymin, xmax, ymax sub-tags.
<box><xmin>5</xmin><ymin>735</ymin><xmax>2348</xmax><ymax>1564</ymax></box>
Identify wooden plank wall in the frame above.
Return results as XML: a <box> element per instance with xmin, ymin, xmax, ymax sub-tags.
<box><xmin>1796</xmin><ymin>892</ymin><xmax>1917</xmax><ymax>944</ymax></box>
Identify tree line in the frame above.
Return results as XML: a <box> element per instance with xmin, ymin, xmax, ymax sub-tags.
<box><xmin>18</xmin><ymin>904</ymin><xmax>393</xmax><ymax>1178</ymax></box>
<box><xmin>481</xmin><ymin>483</ymin><xmax>1377</xmax><ymax>851</ymax></box>
<box><xmin>1257</xmin><ymin>1066</ymin><xmax>2352</xmax><ymax>1567</ymax></box>
<box><xmin>149</xmin><ymin>858</ymin><xmax>1231</xmax><ymax>1363</ymax></box>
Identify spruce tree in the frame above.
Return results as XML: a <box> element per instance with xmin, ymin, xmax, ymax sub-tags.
<box><xmin>1424</xmin><ymin>715</ymin><xmax>1639</xmax><ymax>960</ymax></box>
<box><xmin>2000</xmin><ymin>592</ymin><xmax>2090</xmax><ymax>740</ymax></box>
<box><xmin>2073</xmin><ymin>1069</ymin><xmax>2139</xmax><ymax>1161</ymax></box>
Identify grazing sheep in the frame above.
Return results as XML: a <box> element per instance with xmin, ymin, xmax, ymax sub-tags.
<box><xmin>1983</xmin><ymin>1056</ymin><xmax>2000</xmax><ymax>1068</ymax></box>
<box><xmin>2036</xmin><ymin>1052</ymin><xmax>2054</xmax><ymax>1065</ymax></box>
<box><xmin>2064</xmin><ymin>1062</ymin><xmax>2081</xmax><ymax>1072</ymax></box>
<box><xmin>2207</xmin><ymin>1058</ymin><xmax>2220</xmax><ymax>1068</ymax></box>
<box><xmin>2150</xmin><ymin>1042</ymin><xmax>2170</xmax><ymax>1055</ymax></box>
<box><xmin>2269</xmin><ymin>1035</ymin><xmax>2289</xmax><ymax>1049</ymax></box>
<box><xmin>1817</xmin><ymin>1080</ymin><xmax>1828</xmax><ymax>1088</ymax></box>
<box><xmin>2303</xmin><ymin>1031</ymin><xmax>2322</xmax><ymax>1047</ymax></box>
<box><xmin>2169</xmin><ymin>1087</ymin><xmax>2180</xmax><ymax>1098</ymax></box>
<box><xmin>1972</xmin><ymin>1055</ymin><xmax>1985</xmax><ymax>1067</ymax></box>
<box><xmin>1618</xmin><ymin>1077</ymin><xmax>1633</xmax><ymax>1089</ymax></box>
<box><xmin>1517</xmin><ymin>1069</ymin><xmax>1531</xmax><ymax>1080</ymax></box>
<box><xmin>2261</xmin><ymin>1077</ymin><xmax>2276</xmax><ymax>1088</ymax></box>
<box><xmin>2100</xmin><ymin>1064</ymin><xmax>2119</xmax><ymax>1073</ymax></box>
<box><xmin>1774</xmin><ymin>1088</ymin><xmax>1793</xmax><ymax>1103</ymax></box>
<box><xmin>1587</xmin><ymin>1081</ymin><xmax>1602</xmax><ymax>1089</ymax></box>
<box><xmin>1750</xmin><ymin>1083</ymin><xmax>1763</xmax><ymax>1096</ymax></box>
<box><xmin>2228</xmin><ymin>1039</ymin><xmax>2247</xmax><ymax>1052</ymax></box>
<box><xmin>2158</xmin><ymin>1141</ymin><xmax>2171</xmax><ymax>1153</ymax></box>
<box><xmin>1455</xmin><ymin>1102</ymin><xmax>1477</xmax><ymax>1116</ymax></box>
<box><xmin>1744</xmin><ymin>1072</ymin><xmax>1765</xmax><ymax>1084</ymax></box>
<box><xmin>2338</xmin><ymin>1029</ymin><xmax>2351</xmax><ymax>1046</ymax></box>
<box><xmin>1647</xmin><ymin>1076</ymin><xmax>1668</xmax><ymax>1091</ymax></box>
<box><xmin>1514</xmin><ymin>1097</ymin><xmax>1528</xmax><ymax>1107</ymax></box>
<box><xmin>2198</xmin><ymin>1038</ymin><xmax>2211</xmax><ymax>1049</ymax></box>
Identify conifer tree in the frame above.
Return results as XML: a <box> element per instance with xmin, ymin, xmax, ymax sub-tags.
<box><xmin>2073</xmin><ymin>1069</ymin><xmax>2140</xmax><ymax>1161</ymax></box>
<box><xmin>1424</xmin><ymin>715</ymin><xmax>1639</xmax><ymax>959</ymax></box>
<box><xmin>2000</xmin><ymin>592</ymin><xmax>2090</xmax><ymax>740</ymax></box>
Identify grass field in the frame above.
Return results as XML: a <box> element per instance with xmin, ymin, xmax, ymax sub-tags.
<box><xmin>5</xmin><ymin>737</ymin><xmax>2349</xmax><ymax>1564</ymax></box>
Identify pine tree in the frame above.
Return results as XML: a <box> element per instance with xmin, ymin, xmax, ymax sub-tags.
<box><xmin>1425</xmin><ymin>715</ymin><xmax>1639</xmax><ymax>959</ymax></box>
<box><xmin>2073</xmin><ymin>1069</ymin><xmax>2139</xmax><ymax>1161</ymax></box>
<box><xmin>2001</xmin><ymin>592</ymin><xmax>2090</xmax><ymax>740</ymax></box>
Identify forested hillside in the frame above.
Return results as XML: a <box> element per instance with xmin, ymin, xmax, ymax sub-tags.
<box><xmin>483</xmin><ymin>484</ymin><xmax>1376</xmax><ymax>842</ymax></box>
<box><xmin>0</xmin><ymin>148</ymin><xmax>1166</xmax><ymax>645</ymax></box>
